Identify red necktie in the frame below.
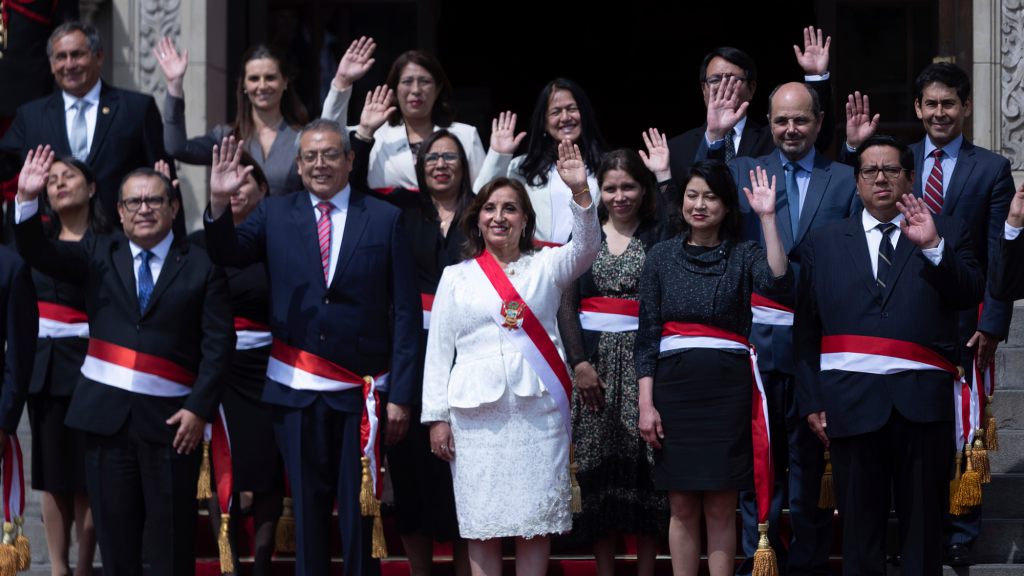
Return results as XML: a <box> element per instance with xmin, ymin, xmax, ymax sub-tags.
<box><xmin>923</xmin><ymin>149</ymin><xmax>944</xmax><ymax>214</ymax></box>
<box><xmin>316</xmin><ymin>202</ymin><xmax>332</xmax><ymax>284</ymax></box>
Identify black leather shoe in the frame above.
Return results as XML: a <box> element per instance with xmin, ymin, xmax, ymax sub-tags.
<box><xmin>946</xmin><ymin>544</ymin><xmax>971</xmax><ymax>566</ymax></box>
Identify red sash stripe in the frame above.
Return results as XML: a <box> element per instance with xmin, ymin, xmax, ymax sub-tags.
<box><xmin>662</xmin><ymin>321</ymin><xmax>752</xmax><ymax>348</ymax></box>
<box><xmin>580</xmin><ymin>297</ymin><xmax>639</xmax><ymax>317</ymax></box>
<box><xmin>750</xmin><ymin>293</ymin><xmax>794</xmax><ymax>313</ymax></box>
<box><xmin>234</xmin><ymin>317</ymin><xmax>270</xmax><ymax>332</ymax></box>
<box><xmin>821</xmin><ymin>335</ymin><xmax>956</xmax><ymax>373</ymax></box>
<box><xmin>533</xmin><ymin>240</ymin><xmax>564</xmax><ymax>249</ymax></box>
<box><xmin>87</xmin><ymin>339</ymin><xmax>196</xmax><ymax>386</ymax></box>
<box><xmin>270</xmin><ymin>339</ymin><xmax>364</xmax><ymax>385</ymax></box>
<box><xmin>421</xmin><ymin>293</ymin><xmax>434</xmax><ymax>312</ymax></box>
<box><xmin>38</xmin><ymin>302</ymin><xmax>88</xmax><ymax>324</ymax></box>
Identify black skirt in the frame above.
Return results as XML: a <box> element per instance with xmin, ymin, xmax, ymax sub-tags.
<box><xmin>652</xmin><ymin>349</ymin><xmax>754</xmax><ymax>491</ymax></box>
<box><xmin>219</xmin><ymin>346</ymin><xmax>285</xmax><ymax>493</ymax></box>
<box><xmin>29</xmin><ymin>393</ymin><xmax>87</xmax><ymax>494</ymax></box>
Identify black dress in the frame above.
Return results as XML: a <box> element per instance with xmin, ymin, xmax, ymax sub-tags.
<box><xmin>189</xmin><ymin>231</ymin><xmax>283</xmax><ymax>492</ymax></box>
<box><xmin>635</xmin><ymin>236</ymin><xmax>793</xmax><ymax>491</ymax></box>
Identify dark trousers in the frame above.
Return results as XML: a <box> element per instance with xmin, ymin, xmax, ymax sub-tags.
<box><xmin>84</xmin><ymin>418</ymin><xmax>202</xmax><ymax>576</ymax></box>
<box><xmin>737</xmin><ymin>370</ymin><xmax>833</xmax><ymax>575</ymax></box>
<box><xmin>273</xmin><ymin>397</ymin><xmax>379</xmax><ymax>576</ymax></box>
<box><xmin>942</xmin><ymin>346</ymin><xmax>981</xmax><ymax>550</ymax></box>
<box><xmin>831</xmin><ymin>410</ymin><xmax>953</xmax><ymax>576</ymax></box>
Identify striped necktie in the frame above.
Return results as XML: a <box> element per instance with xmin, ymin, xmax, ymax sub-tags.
<box><xmin>316</xmin><ymin>202</ymin><xmax>332</xmax><ymax>284</ymax></box>
<box><xmin>875</xmin><ymin>223</ymin><xmax>898</xmax><ymax>289</ymax></box>
<box><xmin>923</xmin><ymin>149</ymin><xmax>944</xmax><ymax>213</ymax></box>
<box><xmin>724</xmin><ymin>129</ymin><xmax>736</xmax><ymax>163</ymax></box>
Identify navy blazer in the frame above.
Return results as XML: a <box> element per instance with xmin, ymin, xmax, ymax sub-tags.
<box><xmin>794</xmin><ymin>212</ymin><xmax>984</xmax><ymax>438</ymax></box>
<box><xmin>695</xmin><ymin>147</ymin><xmax>860</xmax><ymax>374</ymax></box>
<box><xmin>0</xmin><ymin>246</ymin><xmax>37</xmax><ymax>433</ymax></box>
<box><xmin>203</xmin><ymin>189</ymin><xmax>421</xmax><ymax>412</ymax></box>
<box><xmin>991</xmin><ymin>234</ymin><xmax>1024</xmax><ymax>302</ymax></box>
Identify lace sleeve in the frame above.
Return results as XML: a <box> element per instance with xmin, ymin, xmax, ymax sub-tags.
<box><xmin>557</xmin><ymin>278</ymin><xmax>587</xmax><ymax>368</ymax></box>
<box><xmin>549</xmin><ymin>200</ymin><xmax>601</xmax><ymax>292</ymax></box>
<box><xmin>421</xmin><ymin>268</ymin><xmax>457</xmax><ymax>423</ymax></box>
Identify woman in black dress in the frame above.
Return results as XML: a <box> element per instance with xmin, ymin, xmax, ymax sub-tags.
<box><xmin>15</xmin><ymin>148</ymin><xmax>109</xmax><ymax>576</ymax></box>
<box><xmin>350</xmin><ymin>88</ymin><xmax>469</xmax><ymax>576</ymax></box>
<box><xmin>635</xmin><ymin>160</ymin><xmax>791</xmax><ymax>576</ymax></box>
<box><xmin>187</xmin><ymin>146</ymin><xmax>283</xmax><ymax>576</ymax></box>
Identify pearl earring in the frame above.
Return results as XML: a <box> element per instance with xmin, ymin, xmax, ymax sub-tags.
<box><xmin>521</xmin><ymin>228</ymin><xmax>526</xmax><ymax>238</ymax></box>
<box><xmin>243</xmin><ymin>89</ymin><xmax>248</xmax><ymax>94</ymax></box>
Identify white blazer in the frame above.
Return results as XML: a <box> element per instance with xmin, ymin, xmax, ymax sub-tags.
<box><xmin>472</xmin><ymin>150</ymin><xmax>599</xmax><ymax>244</ymax></box>
<box><xmin>321</xmin><ymin>85</ymin><xmax>486</xmax><ymax>192</ymax></box>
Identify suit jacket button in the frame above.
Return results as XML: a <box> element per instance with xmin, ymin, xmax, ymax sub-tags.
<box><xmin>320</xmin><ymin>334</ymin><xmax>326</xmax><ymax>341</ymax></box>
<box><xmin>323</xmin><ymin>297</ymin><xmax>329</xmax><ymax>304</ymax></box>
<box><xmin>882</xmin><ymin>313</ymin><xmax>889</xmax><ymax>318</ymax></box>
<box><xmin>136</xmin><ymin>325</ymin><xmax>141</xmax><ymax>330</ymax></box>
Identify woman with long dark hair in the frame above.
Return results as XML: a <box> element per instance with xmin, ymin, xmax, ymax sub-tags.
<box><xmin>155</xmin><ymin>38</ymin><xmax>309</xmax><ymax>197</ymax></box>
<box><xmin>322</xmin><ymin>42</ymin><xmax>485</xmax><ymax>193</ymax></box>
<box><xmin>474</xmin><ymin>78</ymin><xmax>610</xmax><ymax>246</ymax></box>
<box><xmin>15</xmin><ymin>146</ymin><xmax>110</xmax><ymax>576</ymax></box>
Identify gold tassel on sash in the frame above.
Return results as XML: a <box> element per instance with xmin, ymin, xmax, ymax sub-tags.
<box><xmin>953</xmin><ymin>448</ymin><xmax>982</xmax><ymax>510</ymax></box>
<box><xmin>359</xmin><ymin>457</ymin><xmax>378</xmax><ymax>516</ymax></box>
<box><xmin>569</xmin><ymin>444</ymin><xmax>582</xmax><ymax>514</ymax></box>
<box><xmin>372</xmin><ymin>511</ymin><xmax>388</xmax><ymax>559</ymax></box>
<box><xmin>949</xmin><ymin>452</ymin><xmax>965</xmax><ymax>515</ymax></box>
<box><xmin>0</xmin><ymin>523</ymin><xmax>18</xmax><ymax>576</ymax></box>
<box><xmin>817</xmin><ymin>451</ymin><xmax>835</xmax><ymax>510</ymax></box>
<box><xmin>274</xmin><ymin>497</ymin><xmax>296</xmax><ymax>553</ymax></box>
<box><xmin>972</xmin><ymin>431</ymin><xmax>991</xmax><ymax>484</ymax></box>
<box><xmin>12</xmin><ymin>517</ymin><xmax>28</xmax><ymax>571</ymax></box>
<box><xmin>984</xmin><ymin>396</ymin><xmax>999</xmax><ymax>451</ymax></box>
<box><xmin>218</xmin><ymin>513</ymin><xmax>234</xmax><ymax>573</ymax></box>
<box><xmin>197</xmin><ymin>441</ymin><xmax>212</xmax><ymax>500</ymax></box>
<box><xmin>751</xmin><ymin>523</ymin><xmax>778</xmax><ymax>576</ymax></box>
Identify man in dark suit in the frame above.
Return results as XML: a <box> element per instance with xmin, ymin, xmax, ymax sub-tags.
<box><xmin>203</xmin><ymin>121</ymin><xmax>420</xmax><ymax>576</ymax></box>
<box><xmin>990</xmin><ymin>183</ymin><xmax>1024</xmax><ymax>302</ymax></box>
<box><xmin>841</xmin><ymin>63</ymin><xmax>1014</xmax><ymax>564</ymax></box>
<box><xmin>796</xmin><ymin>135</ymin><xmax>985</xmax><ymax>575</ymax></box>
<box><xmin>0</xmin><ymin>244</ymin><xmax>38</xmax><ymax>451</ymax></box>
<box><xmin>668</xmin><ymin>26</ymin><xmax>835</xmax><ymax>184</ymax></box>
<box><xmin>0</xmin><ymin>21</ymin><xmax>179</xmax><ymax>236</ymax></box>
<box><xmin>695</xmin><ymin>77</ymin><xmax>858</xmax><ymax>575</ymax></box>
<box><xmin>13</xmin><ymin>147</ymin><xmax>233</xmax><ymax>576</ymax></box>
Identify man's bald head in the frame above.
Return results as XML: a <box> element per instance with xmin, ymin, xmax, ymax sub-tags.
<box><xmin>767</xmin><ymin>82</ymin><xmax>823</xmax><ymax>162</ymax></box>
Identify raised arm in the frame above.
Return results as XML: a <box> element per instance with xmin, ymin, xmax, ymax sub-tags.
<box><xmin>203</xmin><ymin>137</ymin><xmax>267</xmax><ymax>268</ymax></box>
<box><xmin>473</xmin><ymin>111</ymin><xmax>525</xmax><ymax>192</ymax></box>
<box><xmin>549</xmin><ymin>140</ymin><xmax>600</xmax><ymax>290</ymax></box>
<box><xmin>744</xmin><ymin>166</ymin><xmax>789</xmax><ymax>279</ymax></box>
<box><xmin>322</xmin><ymin>37</ymin><xmax>376</xmax><ymax>127</ymax></box>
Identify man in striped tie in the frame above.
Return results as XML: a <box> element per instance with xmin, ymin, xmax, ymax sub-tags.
<box><xmin>842</xmin><ymin>62</ymin><xmax>1014</xmax><ymax>566</ymax></box>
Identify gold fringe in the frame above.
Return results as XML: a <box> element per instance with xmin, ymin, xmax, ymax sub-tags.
<box><xmin>569</xmin><ymin>444</ymin><xmax>581</xmax><ymax>514</ymax></box>
<box><xmin>371</xmin><ymin>511</ymin><xmax>388</xmax><ymax>559</ymax></box>
<box><xmin>985</xmin><ymin>396</ymin><xmax>998</xmax><ymax>451</ymax></box>
<box><xmin>12</xmin><ymin>517</ymin><xmax>28</xmax><ymax>571</ymax></box>
<box><xmin>954</xmin><ymin>449</ymin><xmax>982</xmax><ymax>509</ymax></box>
<box><xmin>0</xmin><ymin>524</ymin><xmax>17</xmax><ymax>576</ymax></box>
<box><xmin>274</xmin><ymin>497</ymin><xmax>296</xmax><ymax>553</ymax></box>
<box><xmin>817</xmin><ymin>452</ymin><xmax>835</xmax><ymax>510</ymax></box>
<box><xmin>949</xmin><ymin>452</ymin><xmax>966</xmax><ymax>515</ymax></box>
<box><xmin>197</xmin><ymin>441</ymin><xmax>212</xmax><ymax>500</ymax></box>
<box><xmin>218</xmin><ymin>513</ymin><xmax>233</xmax><ymax>574</ymax></box>
<box><xmin>972</xmin><ymin>434</ymin><xmax>991</xmax><ymax>484</ymax></box>
<box><xmin>751</xmin><ymin>523</ymin><xmax>778</xmax><ymax>576</ymax></box>
<box><xmin>359</xmin><ymin>457</ymin><xmax>378</xmax><ymax>516</ymax></box>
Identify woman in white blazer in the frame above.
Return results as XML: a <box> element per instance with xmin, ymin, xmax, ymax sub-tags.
<box><xmin>473</xmin><ymin>78</ymin><xmax>610</xmax><ymax>245</ymax></box>
<box><xmin>322</xmin><ymin>39</ymin><xmax>485</xmax><ymax>193</ymax></box>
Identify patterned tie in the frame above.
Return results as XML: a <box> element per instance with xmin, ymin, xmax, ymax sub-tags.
<box><xmin>724</xmin><ymin>129</ymin><xmax>736</xmax><ymax>163</ymax></box>
<box><xmin>875</xmin><ymin>223</ymin><xmax>898</xmax><ymax>289</ymax></box>
<box><xmin>316</xmin><ymin>202</ymin><xmax>332</xmax><ymax>284</ymax></box>
<box><xmin>138</xmin><ymin>250</ymin><xmax>154</xmax><ymax>314</ymax></box>
<box><xmin>784</xmin><ymin>162</ymin><xmax>800</xmax><ymax>239</ymax></box>
<box><xmin>923</xmin><ymin>149</ymin><xmax>944</xmax><ymax>213</ymax></box>
<box><xmin>70</xmin><ymin>99</ymin><xmax>90</xmax><ymax>160</ymax></box>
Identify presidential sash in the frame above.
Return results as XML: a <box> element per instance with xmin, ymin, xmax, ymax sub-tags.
<box><xmin>202</xmin><ymin>405</ymin><xmax>234</xmax><ymax>573</ymax></box>
<box><xmin>421</xmin><ymin>294</ymin><xmax>434</xmax><ymax>331</ymax></box>
<box><xmin>234</xmin><ymin>318</ymin><xmax>272</xmax><ymax>350</ymax></box>
<box><xmin>38</xmin><ymin>302</ymin><xmax>89</xmax><ymax>338</ymax></box>
<box><xmin>579</xmin><ymin>297</ymin><xmax>639</xmax><ymax>333</ymax></box>
<box><xmin>80</xmin><ymin>339</ymin><xmax>196</xmax><ymax>397</ymax></box>
<box><xmin>750</xmin><ymin>294</ymin><xmax>793</xmax><ymax>326</ymax></box>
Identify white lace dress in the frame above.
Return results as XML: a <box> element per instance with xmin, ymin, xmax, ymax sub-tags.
<box><xmin>421</xmin><ymin>199</ymin><xmax>600</xmax><ymax>540</ymax></box>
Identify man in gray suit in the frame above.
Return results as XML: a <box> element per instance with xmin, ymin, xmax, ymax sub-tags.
<box><xmin>695</xmin><ymin>79</ymin><xmax>859</xmax><ymax>576</ymax></box>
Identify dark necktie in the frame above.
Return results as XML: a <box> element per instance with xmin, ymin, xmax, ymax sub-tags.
<box><xmin>724</xmin><ymin>129</ymin><xmax>736</xmax><ymax>163</ymax></box>
<box><xmin>138</xmin><ymin>250</ymin><xmax>154</xmax><ymax>314</ymax></box>
<box><xmin>924</xmin><ymin>149</ymin><xmax>944</xmax><ymax>213</ymax></box>
<box><xmin>784</xmin><ymin>162</ymin><xmax>800</xmax><ymax>239</ymax></box>
<box><xmin>875</xmin><ymin>223</ymin><xmax>898</xmax><ymax>289</ymax></box>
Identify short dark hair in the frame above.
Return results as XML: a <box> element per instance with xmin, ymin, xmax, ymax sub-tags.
<box><xmin>43</xmin><ymin>156</ymin><xmax>111</xmax><ymax>239</ymax></box>
<box><xmin>414</xmin><ymin>130</ymin><xmax>474</xmax><ymax>227</ymax></box>
<box><xmin>47</xmin><ymin>21</ymin><xmax>102</xmax><ymax>59</ymax></box>
<box><xmin>915</xmin><ymin>62</ymin><xmax>971</xmax><ymax>105</ymax></box>
<box><xmin>386</xmin><ymin>50</ymin><xmax>456</xmax><ymax>128</ymax></box>
<box><xmin>461</xmin><ymin>178</ymin><xmax>537</xmax><ymax>260</ymax></box>
<box><xmin>699</xmin><ymin>47</ymin><xmax>757</xmax><ymax>84</ymax></box>
<box><xmin>675</xmin><ymin>160</ymin><xmax>745</xmax><ymax>241</ymax></box>
<box><xmin>853</xmin><ymin>135</ymin><xmax>915</xmax><ymax>176</ymax></box>
<box><xmin>595</xmin><ymin>149</ymin><xmax>659</xmax><ymax>225</ymax></box>
<box><xmin>768</xmin><ymin>82</ymin><xmax>821</xmax><ymax>119</ymax></box>
<box><xmin>118</xmin><ymin>168</ymin><xmax>177</xmax><ymax>203</ymax></box>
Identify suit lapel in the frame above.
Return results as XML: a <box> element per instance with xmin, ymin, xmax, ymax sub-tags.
<box><xmin>911</xmin><ymin>139</ymin><xmax>925</xmax><ymax>198</ymax></box>
<box><xmin>844</xmin><ymin>211</ymin><xmax>882</xmax><ymax>304</ymax></box>
<box><xmin>45</xmin><ymin>94</ymin><xmax>72</xmax><ymax>155</ymax></box>
<box><xmin>331</xmin><ymin>193</ymin><xmax>368</xmax><ymax>289</ymax></box>
<box><xmin>795</xmin><ymin>155</ymin><xmax>832</xmax><ymax>244</ymax></box>
<box><xmin>737</xmin><ymin>119</ymin><xmax>761</xmax><ymax>157</ymax></box>
<box><xmin>112</xmin><ymin>238</ymin><xmax>140</xmax><ymax>315</ymax></box>
<box><xmin>86</xmin><ymin>85</ymin><xmax>119</xmax><ymax>165</ymax></box>
<box><xmin>941</xmin><ymin>142</ymin><xmax>976</xmax><ymax>216</ymax></box>
<box><xmin>881</xmin><ymin>230</ymin><xmax>916</xmax><ymax>306</ymax></box>
<box><xmin>293</xmin><ymin>194</ymin><xmax>329</xmax><ymax>288</ymax></box>
<box><xmin>141</xmin><ymin>240</ymin><xmax>186</xmax><ymax>318</ymax></box>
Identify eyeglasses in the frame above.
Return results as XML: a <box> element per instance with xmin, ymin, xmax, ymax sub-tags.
<box><xmin>701</xmin><ymin>75</ymin><xmax>747</xmax><ymax>86</ymax></box>
<box><xmin>299</xmin><ymin>150</ymin><xmax>343</xmax><ymax>165</ymax></box>
<box><xmin>423</xmin><ymin>152</ymin><xmax>460</xmax><ymax>166</ymax></box>
<box><xmin>858</xmin><ymin>167</ymin><xmax>906</xmax><ymax>180</ymax></box>
<box><xmin>119</xmin><ymin>196</ymin><xmax>169</xmax><ymax>212</ymax></box>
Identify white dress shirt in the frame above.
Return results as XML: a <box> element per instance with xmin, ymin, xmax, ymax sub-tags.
<box><xmin>62</xmin><ymin>80</ymin><xmax>102</xmax><ymax>156</ymax></box>
<box><xmin>1005</xmin><ymin>222</ymin><xmax>1022</xmax><ymax>241</ymax></box>
<box><xmin>129</xmin><ymin>232</ymin><xmax>174</xmax><ymax>288</ymax></box>
<box><xmin>862</xmin><ymin>209</ymin><xmax>943</xmax><ymax>276</ymax></box>
<box><xmin>922</xmin><ymin>134</ymin><xmax>963</xmax><ymax>197</ymax></box>
<box><xmin>309</xmin><ymin>186</ymin><xmax>351</xmax><ymax>287</ymax></box>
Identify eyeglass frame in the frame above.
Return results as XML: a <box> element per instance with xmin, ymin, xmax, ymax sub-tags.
<box><xmin>298</xmin><ymin>150</ymin><xmax>345</xmax><ymax>166</ymax></box>
<box><xmin>857</xmin><ymin>166</ymin><xmax>908</xmax><ymax>181</ymax></box>
<box><xmin>423</xmin><ymin>152</ymin><xmax>461</xmax><ymax>167</ymax></box>
<box><xmin>119</xmin><ymin>196</ymin><xmax>171</xmax><ymax>212</ymax></box>
<box><xmin>700</xmin><ymin>75</ymin><xmax>748</xmax><ymax>86</ymax></box>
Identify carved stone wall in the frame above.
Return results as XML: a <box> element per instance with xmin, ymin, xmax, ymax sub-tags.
<box><xmin>139</xmin><ymin>0</ymin><xmax>181</xmax><ymax>97</ymax></box>
<box><xmin>1002</xmin><ymin>0</ymin><xmax>1024</xmax><ymax>169</ymax></box>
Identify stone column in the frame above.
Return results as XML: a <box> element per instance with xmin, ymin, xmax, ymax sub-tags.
<box><xmin>974</xmin><ymin>0</ymin><xmax>1024</xmax><ymax>189</ymax></box>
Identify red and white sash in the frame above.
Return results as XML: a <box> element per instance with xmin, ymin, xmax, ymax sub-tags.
<box><xmin>820</xmin><ymin>335</ymin><xmax>971</xmax><ymax>449</ymax></box>
<box><xmin>38</xmin><ymin>302</ymin><xmax>89</xmax><ymax>338</ymax></box>
<box><xmin>267</xmin><ymin>340</ymin><xmax>388</xmax><ymax>498</ymax></box>
<box><xmin>1</xmin><ymin>435</ymin><xmax>24</xmax><ymax>526</ymax></box>
<box><xmin>204</xmin><ymin>405</ymin><xmax>233</xmax><ymax>515</ymax></box>
<box><xmin>659</xmin><ymin>322</ymin><xmax>774</xmax><ymax>524</ymax></box>
<box><xmin>579</xmin><ymin>297</ymin><xmax>639</xmax><ymax>333</ymax></box>
<box><xmin>750</xmin><ymin>294</ymin><xmax>794</xmax><ymax>326</ymax></box>
<box><xmin>973</xmin><ymin>303</ymin><xmax>994</xmax><ymax>428</ymax></box>
<box><xmin>80</xmin><ymin>339</ymin><xmax>195</xmax><ymax>397</ymax></box>
<box><xmin>461</xmin><ymin>252</ymin><xmax>574</xmax><ymax>439</ymax></box>
<box><xmin>234</xmin><ymin>318</ymin><xmax>272</xmax><ymax>350</ymax></box>
<box><xmin>421</xmin><ymin>294</ymin><xmax>434</xmax><ymax>331</ymax></box>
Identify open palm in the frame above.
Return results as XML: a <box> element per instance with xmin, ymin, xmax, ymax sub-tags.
<box><xmin>210</xmin><ymin>137</ymin><xmax>253</xmax><ymax>201</ymax></box>
<box><xmin>154</xmin><ymin>37</ymin><xmax>187</xmax><ymax>97</ymax></box>
<box><xmin>17</xmin><ymin>145</ymin><xmax>53</xmax><ymax>201</ymax></box>
<box><xmin>793</xmin><ymin>26</ymin><xmax>830</xmax><ymax>76</ymax></box>
<box><xmin>556</xmin><ymin>139</ymin><xmax>588</xmax><ymax>193</ymax></box>
<box><xmin>358</xmin><ymin>86</ymin><xmax>396</xmax><ymax>138</ymax></box>
<box><xmin>490</xmin><ymin>111</ymin><xmax>526</xmax><ymax>155</ymax></box>
<box><xmin>743</xmin><ymin>167</ymin><xmax>777</xmax><ymax>218</ymax></box>
<box><xmin>845</xmin><ymin>92</ymin><xmax>879</xmax><ymax>149</ymax></box>
<box><xmin>706</xmin><ymin>78</ymin><xmax>748</xmax><ymax>142</ymax></box>
<box><xmin>334</xmin><ymin>37</ymin><xmax>376</xmax><ymax>90</ymax></box>
<box><xmin>640</xmin><ymin>128</ymin><xmax>670</xmax><ymax>180</ymax></box>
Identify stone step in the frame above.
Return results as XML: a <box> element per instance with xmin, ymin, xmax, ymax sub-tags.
<box><xmin>965</xmin><ymin>519</ymin><xmax>1024</xmax><ymax>564</ymax></box>
<box><xmin>988</xmin><ymin>431</ymin><xmax>1024</xmax><ymax>473</ymax></box>
<box><xmin>889</xmin><ymin>567</ymin><xmax>1024</xmax><ymax>576</ymax></box>
<box><xmin>980</xmin><ymin>474</ymin><xmax>1024</xmax><ymax>519</ymax></box>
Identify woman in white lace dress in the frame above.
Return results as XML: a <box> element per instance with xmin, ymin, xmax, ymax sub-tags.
<box><xmin>422</xmin><ymin>140</ymin><xmax>600</xmax><ymax>576</ymax></box>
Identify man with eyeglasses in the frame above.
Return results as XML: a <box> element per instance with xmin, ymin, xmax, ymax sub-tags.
<box><xmin>843</xmin><ymin>62</ymin><xmax>1014</xmax><ymax>566</ymax></box>
<box><xmin>667</xmin><ymin>26</ymin><xmax>835</xmax><ymax>184</ymax></box>
<box><xmin>204</xmin><ymin>120</ymin><xmax>420</xmax><ymax>576</ymax></box>
<box><xmin>795</xmin><ymin>134</ymin><xmax>984</xmax><ymax>575</ymax></box>
<box><xmin>12</xmin><ymin>149</ymin><xmax>233</xmax><ymax>576</ymax></box>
